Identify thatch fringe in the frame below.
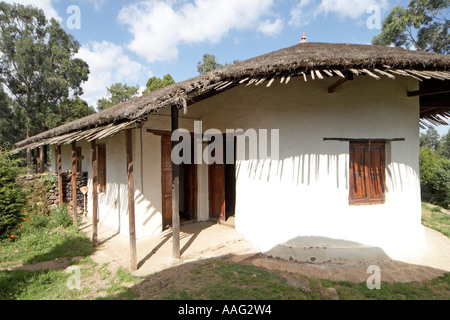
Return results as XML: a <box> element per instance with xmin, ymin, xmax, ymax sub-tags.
<box><xmin>14</xmin><ymin>42</ymin><xmax>450</xmax><ymax>150</ymax></box>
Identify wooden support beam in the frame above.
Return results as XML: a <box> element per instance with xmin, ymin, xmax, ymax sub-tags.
<box><xmin>171</xmin><ymin>105</ymin><xmax>181</xmax><ymax>260</ymax></box>
<box><xmin>408</xmin><ymin>88</ymin><xmax>450</xmax><ymax>97</ymax></box>
<box><xmin>91</xmin><ymin>140</ymin><xmax>98</xmax><ymax>247</ymax></box>
<box><xmin>40</xmin><ymin>146</ymin><xmax>46</xmax><ymax>173</ymax></box>
<box><xmin>328</xmin><ymin>74</ymin><xmax>353</xmax><ymax>94</ymax></box>
<box><xmin>71</xmin><ymin>142</ymin><xmax>78</xmax><ymax>227</ymax></box>
<box><xmin>36</xmin><ymin>147</ymin><xmax>41</xmax><ymax>174</ymax></box>
<box><xmin>324</xmin><ymin>137</ymin><xmax>405</xmax><ymax>142</ymax></box>
<box><xmin>146</xmin><ymin>129</ymin><xmax>171</xmax><ymax>136</ymax></box>
<box><xmin>125</xmin><ymin>129</ymin><xmax>137</xmax><ymax>271</ymax></box>
<box><xmin>57</xmin><ymin>145</ymin><xmax>63</xmax><ymax>205</ymax></box>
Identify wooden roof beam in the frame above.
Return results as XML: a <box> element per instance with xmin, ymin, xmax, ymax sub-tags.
<box><xmin>408</xmin><ymin>88</ymin><xmax>450</xmax><ymax>97</ymax></box>
<box><xmin>328</xmin><ymin>74</ymin><xmax>353</xmax><ymax>94</ymax></box>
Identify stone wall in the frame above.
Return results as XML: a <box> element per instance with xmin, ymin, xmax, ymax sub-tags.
<box><xmin>17</xmin><ymin>172</ymin><xmax>88</xmax><ymax>214</ymax></box>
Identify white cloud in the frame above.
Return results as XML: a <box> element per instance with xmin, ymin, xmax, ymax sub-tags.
<box><xmin>2</xmin><ymin>0</ymin><xmax>62</xmax><ymax>22</ymax></box>
<box><xmin>118</xmin><ymin>0</ymin><xmax>279</xmax><ymax>63</ymax></box>
<box><xmin>87</xmin><ymin>0</ymin><xmax>108</xmax><ymax>11</ymax></box>
<box><xmin>76</xmin><ymin>41</ymin><xmax>149</xmax><ymax>107</ymax></box>
<box><xmin>258</xmin><ymin>18</ymin><xmax>283</xmax><ymax>36</ymax></box>
<box><xmin>290</xmin><ymin>0</ymin><xmax>389</xmax><ymax>26</ymax></box>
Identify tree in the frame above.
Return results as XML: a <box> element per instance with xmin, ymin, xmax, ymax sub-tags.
<box><xmin>420</xmin><ymin>127</ymin><xmax>442</xmax><ymax>152</ymax></box>
<box><xmin>419</xmin><ymin>146</ymin><xmax>450</xmax><ymax>208</ymax></box>
<box><xmin>440</xmin><ymin>129</ymin><xmax>450</xmax><ymax>158</ymax></box>
<box><xmin>0</xmin><ymin>85</ymin><xmax>13</xmax><ymax>147</ymax></box>
<box><xmin>45</xmin><ymin>97</ymin><xmax>95</xmax><ymax>129</ymax></box>
<box><xmin>0</xmin><ymin>3</ymin><xmax>89</xmax><ymax>165</ymax></box>
<box><xmin>97</xmin><ymin>83</ymin><xmax>140</xmax><ymax>111</ymax></box>
<box><xmin>0</xmin><ymin>148</ymin><xmax>26</xmax><ymax>238</ymax></box>
<box><xmin>143</xmin><ymin>74</ymin><xmax>175</xmax><ymax>94</ymax></box>
<box><xmin>372</xmin><ymin>0</ymin><xmax>449</xmax><ymax>54</ymax></box>
<box><xmin>197</xmin><ymin>54</ymin><xmax>224</xmax><ymax>74</ymax></box>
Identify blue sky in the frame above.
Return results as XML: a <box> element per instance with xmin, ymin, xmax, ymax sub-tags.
<box><xmin>5</xmin><ymin>0</ymin><xmax>449</xmax><ymax>135</ymax></box>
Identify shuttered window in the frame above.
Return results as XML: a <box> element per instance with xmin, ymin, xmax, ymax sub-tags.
<box><xmin>97</xmin><ymin>144</ymin><xmax>106</xmax><ymax>194</ymax></box>
<box><xmin>349</xmin><ymin>141</ymin><xmax>385</xmax><ymax>205</ymax></box>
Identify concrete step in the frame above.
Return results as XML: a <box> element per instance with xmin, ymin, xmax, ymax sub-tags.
<box><xmin>265</xmin><ymin>237</ymin><xmax>392</xmax><ymax>265</ymax></box>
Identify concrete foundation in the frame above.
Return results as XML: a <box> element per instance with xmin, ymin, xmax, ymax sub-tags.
<box><xmin>264</xmin><ymin>236</ymin><xmax>392</xmax><ymax>265</ymax></box>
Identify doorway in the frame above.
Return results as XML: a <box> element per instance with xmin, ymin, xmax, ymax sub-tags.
<box><xmin>208</xmin><ymin>135</ymin><xmax>236</xmax><ymax>223</ymax></box>
<box><xmin>160</xmin><ymin>135</ymin><xmax>198</xmax><ymax>231</ymax></box>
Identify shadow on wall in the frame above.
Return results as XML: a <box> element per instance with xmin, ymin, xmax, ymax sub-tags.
<box><xmin>235</xmin><ymin>137</ymin><xmax>418</xmax><ymax>194</ymax></box>
<box><xmin>236</xmin><ymin>153</ymin><xmax>349</xmax><ymax>189</ymax></box>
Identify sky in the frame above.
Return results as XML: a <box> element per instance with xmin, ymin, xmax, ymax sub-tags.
<box><xmin>4</xmin><ymin>0</ymin><xmax>449</xmax><ymax>135</ymax></box>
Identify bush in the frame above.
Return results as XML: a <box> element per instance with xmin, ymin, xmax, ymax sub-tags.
<box><xmin>419</xmin><ymin>147</ymin><xmax>450</xmax><ymax>209</ymax></box>
<box><xmin>0</xmin><ymin>148</ymin><xmax>26</xmax><ymax>238</ymax></box>
<box><xmin>49</xmin><ymin>204</ymin><xmax>73</xmax><ymax>228</ymax></box>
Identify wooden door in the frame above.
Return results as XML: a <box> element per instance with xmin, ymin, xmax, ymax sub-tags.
<box><xmin>161</xmin><ymin>135</ymin><xmax>173</xmax><ymax>230</ymax></box>
<box><xmin>209</xmin><ymin>161</ymin><xmax>225</xmax><ymax>221</ymax></box>
<box><xmin>184</xmin><ymin>163</ymin><xmax>197</xmax><ymax>220</ymax></box>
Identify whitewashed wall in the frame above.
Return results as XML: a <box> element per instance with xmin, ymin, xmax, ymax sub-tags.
<box><xmin>51</xmin><ymin>74</ymin><xmax>424</xmax><ymax>257</ymax></box>
<box><xmin>189</xmin><ymin>75</ymin><xmax>424</xmax><ymax>256</ymax></box>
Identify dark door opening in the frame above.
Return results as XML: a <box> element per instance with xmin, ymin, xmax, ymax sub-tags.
<box><xmin>161</xmin><ymin>134</ymin><xmax>198</xmax><ymax>231</ymax></box>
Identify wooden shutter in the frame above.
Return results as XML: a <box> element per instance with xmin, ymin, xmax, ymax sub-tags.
<box><xmin>97</xmin><ymin>144</ymin><xmax>106</xmax><ymax>193</ymax></box>
<box><xmin>349</xmin><ymin>141</ymin><xmax>385</xmax><ymax>205</ymax></box>
<box><xmin>161</xmin><ymin>135</ymin><xmax>173</xmax><ymax>231</ymax></box>
<box><xmin>367</xmin><ymin>142</ymin><xmax>385</xmax><ymax>204</ymax></box>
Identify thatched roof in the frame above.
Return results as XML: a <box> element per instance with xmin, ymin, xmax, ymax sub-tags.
<box><xmin>13</xmin><ymin>42</ymin><xmax>450</xmax><ymax>152</ymax></box>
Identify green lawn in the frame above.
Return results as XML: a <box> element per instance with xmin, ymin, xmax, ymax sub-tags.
<box><xmin>0</xmin><ymin>202</ymin><xmax>449</xmax><ymax>300</ymax></box>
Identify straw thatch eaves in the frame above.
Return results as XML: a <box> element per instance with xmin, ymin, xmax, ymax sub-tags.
<box><xmin>12</xmin><ymin>42</ymin><xmax>450</xmax><ymax>153</ymax></box>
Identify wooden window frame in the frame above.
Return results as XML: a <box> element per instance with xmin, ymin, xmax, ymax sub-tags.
<box><xmin>97</xmin><ymin>144</ymin><xmax>106</xmax><ymax>194</ymax></box>
<box><xmin>349</xmin><ymin>140</ymin><xmax>386</xmax><ymax>206</ymax></box>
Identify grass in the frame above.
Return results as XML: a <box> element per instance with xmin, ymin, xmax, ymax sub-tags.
<box><xmin>0</xmin><ymin>205</ymin><xmax>140</xmax><ymax>300</ymax></box>
<box><xmin>422</xmin><ymin>202</ymin><xmax>450</xmax><ymax>237</ymax></box>
<box><xmin>0</xmin><ymin>202</ymin><xmax>449</xmax><ymax>300</ymax></box>
<box><xmin>99</xmin><ymin>259</ymin><xmax>450</xmax><ymax>300</ymax></box>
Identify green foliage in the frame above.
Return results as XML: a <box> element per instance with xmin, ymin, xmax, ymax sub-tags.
<box><xmin>197</xmin><ymin>53</ymin><xmax>224</xmax><ymax>74</ymax></box>
<box><xmin>0</xmin><ymin>148</ymin><xmax>26</xmax><ymax>238</ymax></box>
<box><xmin>97</xmin><ymin>83</ymin><xmax>140</xmax><ymax>111</ymax></box>
<box><xmin>372</xmin><ymin>0</ymin><xmax>449</xmax><ymax>54</ymax></box>
<box><xmin>45</xmin><ymin>97</ymin><xmax>95</xmax><ymax>129</ymax></box>
<box><xmin>440</xmin><ymin>130</ymin><xmax>450</xmax><ymax>158</ymax></box>
<box><xmin>419</xmin><ymin>147</ymin><xmax>450</xmax><ymax>209</ymax></box>
<box><xmin>0</xmin><ymin>85</ymin><xmax>14</xmax><ymax>148</ymax></box>
<box><xmin>143</xmin><ymin>74</ymin><xmax>175</xmax><ymax>94</ymax></box>
<box><xmin>420</xmin><ymin>127</ymin><xmax>441</xmax><ymax>152</ymax></box>
<box><xmin>50</xmin><ymin>204</ymin><xmax>73</xmax><ymax>229</ymax></box>
<box><xmin>0</xmin><ymin>2</ymin><xmax>90</xmax><ymax>144</ymax></box>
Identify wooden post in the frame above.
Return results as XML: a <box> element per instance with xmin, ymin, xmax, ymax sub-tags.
<box><xmin>57</xmin><ymin>145</ymin><xmax>63</xmax><ymax>205</ymax></box>
<box><xmin>125</xmin><ymin>130</ymin><xmax>137</xmax><ymax>271</ymax></box>
<box><xmin>39</xmin><ymin>146</ymin><xmax>45</xmax><ymax>173</ymax></box>
<box><xmin>171</xmin><ymin>105</ymin><xmax>180</xmax><ymax>259</ymax></box>
<box><xmin>71</xmin><ymin>142</ymin><xmax>78</xmax><ymax>227</ymax></box>
<box><xmin>91</xmin><ymin>140</ymin><xmax>98</xmax><ymax>247</ymax></box>
<box><xmin>36</xmin><ymin>147</ymin><xmax>41</xmax><ymax>174</ymax></box>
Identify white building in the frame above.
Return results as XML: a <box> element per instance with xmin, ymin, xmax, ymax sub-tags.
<box><xmin>13</xmin><ymin>42</ymin><xmax>450</xmax><ymax>269</ymax></box>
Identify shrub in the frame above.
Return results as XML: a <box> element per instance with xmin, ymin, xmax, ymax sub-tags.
<box><xmin>0</xmin><ymin>148</ymin><xmax>26</xmax><ymax>238</ymax></box>
<box><xmin>49</xmin><ymin>204</ymin><xmax>73</xmax><ymax>228</ymax></box>
<box><xmin>419</xmin><ymin>147</ymin><xmax>450</xmax><ymax>209</ymax></box>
